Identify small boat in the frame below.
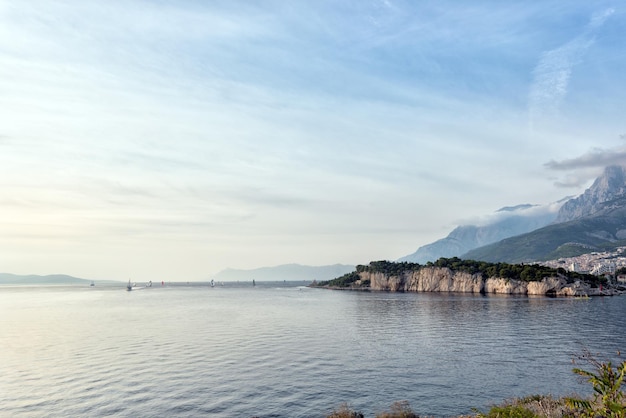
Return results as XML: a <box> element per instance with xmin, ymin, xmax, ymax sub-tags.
<box><xmin>90</xmin><ymin>281</ymin><xmax>95</xmax><ymax>287</ymax></box>
<box><xmin>127</xmin><ymin>279</ymin><xmax>133</xmax><ymax>291</ymax></box>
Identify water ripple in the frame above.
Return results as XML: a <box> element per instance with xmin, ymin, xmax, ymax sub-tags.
<box><xmin>1</xmin><ymin>287</ymin><xmax>625</xmax><ymax>417</ymax></box>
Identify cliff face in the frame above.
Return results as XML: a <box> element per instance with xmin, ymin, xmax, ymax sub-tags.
<box><xmin>363</xmin><ymin>267</ymin><xmax>594</xmax><ymax>296</ymax></box>
<box><xmin>556</xmin><ymin>165</ymin><xmax>626</xmax><ymax>223</ymax></box>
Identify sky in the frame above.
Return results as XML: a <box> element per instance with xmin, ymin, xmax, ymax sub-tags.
<box><xmin>1</xmin><ymin>1</ymin><xmax>625</xmax><ymax>282</ymax></box>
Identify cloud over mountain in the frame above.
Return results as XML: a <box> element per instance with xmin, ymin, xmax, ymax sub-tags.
<box><xmin>544</xmin><ymin>145</ymin><xmax>626</xmax><ymax>188</ymax></box>
<box><xmin>398</xmin><ymin>201</ymin><xmax>562</xmax><ymax>264</ymax></box>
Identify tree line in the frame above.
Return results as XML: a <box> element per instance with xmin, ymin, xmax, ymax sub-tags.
<box><xmin>316</xmin><ymin>257</ymin><xmax>603</xmax><ymax>288</ymax></box>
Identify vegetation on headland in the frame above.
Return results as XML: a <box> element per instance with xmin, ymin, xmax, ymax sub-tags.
<box><xmin>326</xmin><ymin>351</ymin><xmax>626</xmax><ymax>418</ymax></box>
<box><xmin>314</xmin><ymin>257</ymin><xmax>605</xmax><ymax>289</ymax></box>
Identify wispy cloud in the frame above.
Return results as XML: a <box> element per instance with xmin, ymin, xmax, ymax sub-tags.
<box><xmin>545</xmin><ymin>147</ymin><xmax>626</xmax><ymax>171</ymax></box>
<box><xmin>455</xmin><ymin>200</ymin><xmax>564</xmax><ymax>228</ymax></box>
<box><xmin>528</xmin><ymin>7</ymin><xmax>615</xmax><ymax>131</ymax></box>
<box><xmin>544</xmin><ymin>143</ymin><xmax>626</xmax><ymax>187</ymax></box>
<box><xmin>1</xmin><ymin>1</ymin><xmax>625</xmax><ymax>279</ymax></box>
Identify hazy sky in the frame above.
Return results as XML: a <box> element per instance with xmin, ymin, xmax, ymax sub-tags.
<box><xmin>1</xmin><ymin>1</ymin><xmax>625</xmax><ymax>281</ymax></box>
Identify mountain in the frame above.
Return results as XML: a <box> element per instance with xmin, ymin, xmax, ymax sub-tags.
<box><xmin>463</xmin><ymin>197</ymin><xmax>626</xmax><ymax>263</ymax></box>
<box><xmin>213</xmin><ymin>263</ymin><xmax>355</xmax><ymax>282</ymax></box>
<box><xmin>464</xmin><ymin>165</ymin><xmax>626</xmax><ymax>263</ymax></box>
<box><xmin>556</xmin><ymin>165</ymin><xmax>626</xmax><ymax>222</ymax></box>
<box><xmin>0</xmin><ymin>273</ymin><xmax>100</xmax><ymax>285</ymax></box>
<box><xmin>398</xmin><ymin>203</ymin><xmax>560</xmax><ymax>264</ymax></box>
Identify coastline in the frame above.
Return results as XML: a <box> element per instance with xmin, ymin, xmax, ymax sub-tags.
<box><xmin>313</xmin><ymin>262</ymin><xmax>626</xmax><ymax>297</ymax></box>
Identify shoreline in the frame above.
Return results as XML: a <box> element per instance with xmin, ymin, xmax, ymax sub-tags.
<box><xmin>316</xmin><ymin>284</ymin><xmax>625</xmax><ymax>296</ymax></box>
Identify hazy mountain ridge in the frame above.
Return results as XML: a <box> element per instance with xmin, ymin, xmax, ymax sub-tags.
<box><xmin>398</xmin><ymin>203</ymin><xmax>560</xmax><ymax>264</ymax></box>
<box><xmin>1</xmin><ymin>266</ymin><xmax>356</xmax><ymax>285</ymax></box>
<box><xmin>0</xmin><ymin>273</ymin><xmax>103</xmax><ymax>285</ymax></box>
<box><xmin>213</xmin><ymin>263</ymin><xmax>355</xmax><ymax>281</ymax></box>
<box><xmin>463</xmin><ymin>199</ymin><xmax>626</xmax><ymax>263</ymax></box>
<box><xmin>10</xmin><ymin>167</ymin><xmax>626</xmax><ymax>280</ymax></box>
<box><xmin>463</xmin><ymin>165</ymin><xmax>626</xmax><ymax>263</ymax></box>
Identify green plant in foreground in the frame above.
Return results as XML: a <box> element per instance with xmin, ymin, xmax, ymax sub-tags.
<box><xmin>565</xmin><ymin>351</ymin><xmax>626</xmax><ymax>418</ymax></box>
<box><xmin>327</xmin><ymin>351</ymin><xmax>626</xmax><ymax>418</ymax></box>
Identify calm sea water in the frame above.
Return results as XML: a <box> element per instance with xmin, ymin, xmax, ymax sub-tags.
<box><xmin>1</xmin><ymin>283</ymin><xmax>625</xmax><ymax>417</ymax></box>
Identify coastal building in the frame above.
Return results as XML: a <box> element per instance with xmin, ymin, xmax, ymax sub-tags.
<box><xmin>541</xmin><ymin>246</ymin><xmax>626</xmax><ymax>278</ymax></box>
<box><xmin>591</xmin><ymin>262</ymin><xmax>616</xmax><ymax>276</ymax></box>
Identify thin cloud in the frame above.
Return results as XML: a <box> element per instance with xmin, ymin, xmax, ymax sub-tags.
<box><xmin>551</xmin><ymin>172</ymin><xmax>599</xmax><ymax>188</ymax></box>
<box><xmin>544</xmin><ymin>145</ymin><xmax>626</xmax><ymax>188</ymax></box>
<box><xmin>1</xmin><ymin>2</ymin><xmax>625</xmax><ymax>280</ymax></box>
<box><xmin>545</xmin><ymin>147</ymin><xmax>626</xmax><ymax>170</ymax></box>
<box><xmin>528</xmin><ymin>8</ymin><xmax>614</xmax><ymax>131</ymax></box>
<box><xmin>456</xmin><ymin>200</ymin><xmax>562</xmax><ymax>228</ymax></box>
<box><xmin>589</xmin><ymin>7</ymin><xmax>615</xmax><ymax>29</ymax></box>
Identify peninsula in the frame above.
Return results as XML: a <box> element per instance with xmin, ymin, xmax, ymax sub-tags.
<box><xmin>313</xmin><ymin>258</ymin><xmax>625</xmax><ymax>297</ymax></box>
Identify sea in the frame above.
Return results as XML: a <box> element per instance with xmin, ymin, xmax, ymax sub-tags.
<box><xmin>1</xmin><ymin>282</ymin><xmax>625</xmax><ymax>417</ymax></box>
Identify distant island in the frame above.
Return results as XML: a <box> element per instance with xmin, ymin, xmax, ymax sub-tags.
<box><xmin>0</xmin><ymin>273</ymin><xmax>119</xmax><ymax>286</ymax></box>
<box><xmin>212</xmin><ymin>263</ymin><xmax>354</xmax><ymax>282</ymax></box>
<box><xmin>312</xmin><ymin>258</ymin><xmax>626</xmax><ymax>297</ymax></box>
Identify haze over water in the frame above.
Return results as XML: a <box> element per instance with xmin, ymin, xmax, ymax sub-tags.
<box><xmin>2</xmin><ymin>284</ymin><xmax>625</xmax><ymax>417</ymax></box>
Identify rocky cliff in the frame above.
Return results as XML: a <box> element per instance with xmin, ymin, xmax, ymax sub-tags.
<box><xmin>361</xmin><ymin>267</ymin><xmax>596</xmax><ymax>296</ymax></box>
<box><xmin>556</xmin><ymin>165</ymin><xmax>626</xmax><ymax>223</ymax></box>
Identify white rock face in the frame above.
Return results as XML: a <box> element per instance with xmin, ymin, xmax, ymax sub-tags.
<box><xmin>408</xmin><ymin>268</ymin><xmax>484</xmax><ymax>293</ymax></box>
<box><xmin>363</xmin><ymin>267</ymin><xmax>595</xmax><ymax>296</ymax></box>
<box><xmin>369</xmin><ymin>272</ymin><xmax>404</xmax><ymax>291</ymax></box>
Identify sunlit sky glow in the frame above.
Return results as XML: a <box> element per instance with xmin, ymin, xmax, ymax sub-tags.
<box><xmin>1</xmin><ymin>1</ymin><xmax>625</xmax><ymax>281</ymax></box>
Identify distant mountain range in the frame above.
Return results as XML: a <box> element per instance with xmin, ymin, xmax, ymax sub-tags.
<box><xmin>1</xmin><ymin>266</ymin><xmax>356</xmax><ymax>285</ymax></box>
<box><xmin>398</xmin><ymin>203</ymin><xmax>562</xmax><ymax>264</ymax></box>
<box><xmin>464</xmin><ymin>165</ymin><xmax>626</xmax><ymax>263</ymax></box>
<box><xmin>400</xmin><ymin>164</ymin><xmax>626</xmax><ymax>265</ymax></box>
<box><xmin>213</xmin><ymin>263</ymin><xmax>355</xmax><ymax>282</ymax></box>
<box><xmin>224</xmin><ymin>166</ymin><xmax>626</xmax><ymax>275</ymax></box>
<box><xmin>8</xmin><ymin>166</ymin><xmax>626</xmax><ymax>281</ymax></box>
<box><xmin>215</xmin><ymin>167</ymin><xmax>626</xmax><ymax>276</ymax></box>
<box><xmin>0</xmin><ymin>273</ymin><xmax>109</xmax><ymax>285</ymax></box>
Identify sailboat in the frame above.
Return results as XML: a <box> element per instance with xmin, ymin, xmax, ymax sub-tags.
<box><xmin>126</xmin><ymin>279</ymin><xmax>133</xmax><ymax>291</ymax></box>
<box><xmin>210</xmin><ymin>279</ymin><xmax>215</xmax><ymax>288</ymax></box>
